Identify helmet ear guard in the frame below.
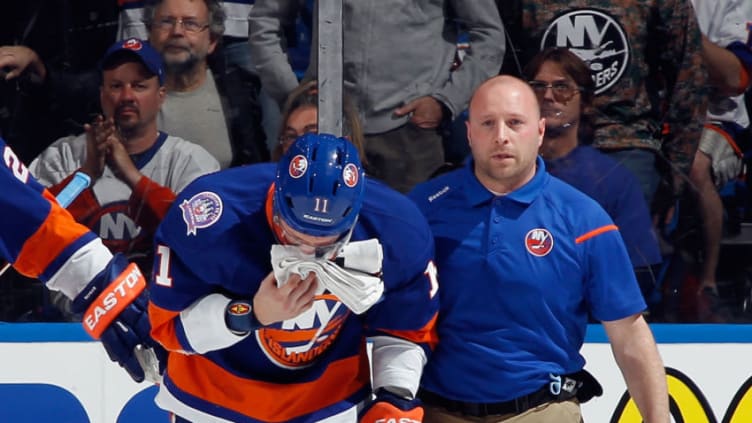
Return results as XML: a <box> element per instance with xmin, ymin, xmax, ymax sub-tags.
<box><xmin>274</xmin><ymin>133</ymin><xmax>365</xmax><ymax>237</ymax></box>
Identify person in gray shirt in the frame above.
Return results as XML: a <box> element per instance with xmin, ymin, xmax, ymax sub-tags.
<box><xmin>249</xmin><ymin>0</ymin><xmax>505</xmax><ymax>192</ymax></box>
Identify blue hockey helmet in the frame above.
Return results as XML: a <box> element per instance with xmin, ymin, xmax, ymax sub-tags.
<box><xmin>274</xmin><ymin>133</ymin><xmax>365</xmax><ymax>237</ymax></box>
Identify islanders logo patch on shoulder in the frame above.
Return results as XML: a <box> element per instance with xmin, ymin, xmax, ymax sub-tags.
<box><xmin>180</xmin><ymin>191</ymin><xmax>223</xmax><ymax>236</ymax></box>
<box><xmin>289</xmin><ymin>155</ymin><xmax>308</xmax><ymax>178</ymax></box>
<box><xmin>525</xmin><ymin>228</ymin><xmax>554</xmax><ymax>257</ymax></box>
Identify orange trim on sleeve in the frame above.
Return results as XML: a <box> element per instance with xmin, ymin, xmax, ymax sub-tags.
<box><xmin>13</xmin><ymin>190</ymin><xmax>91</xmax><ymax>278</ymax></box>
<box><xmin>379</xmin><ymin>312</ymin><xmax>439</xmax><ymax>350</ymax></box>
<box><xmin>575</xmin><ymin>224</ymin><xmax>618</xmax><ymax>244</ymax></box>
<box><xmin>705</xmin><ymin>123</ymin><xmax>743</xmax><ymax>157</ymax></box>
<box><xmin>129</xmin><ymin>176</ymin><xmax>177</xmax><ymax>231</ymax></box>
<box><xmin>149</xmin><ymin>302</ymin><xmax>185</xmax><ymax>352</ymax></box>
<box><xmin>167</xmin><ymin>348</ymin><xmax>370</xmax><ymax>422</ymax></box>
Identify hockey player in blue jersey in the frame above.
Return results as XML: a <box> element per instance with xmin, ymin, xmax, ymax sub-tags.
<box><xmin>0</xmin><ymin>136</ymin><xmax>161</xmax><ymax>383</ymax></box>
<box><xmin>148</xmin><ymin>133</ymin><xmax>439</xmax><ymax>422</ymax></box>
<box><xmin>409</xmin><ymin>76</ymin><xmax>669</xmax><ymax>422</ymax></box>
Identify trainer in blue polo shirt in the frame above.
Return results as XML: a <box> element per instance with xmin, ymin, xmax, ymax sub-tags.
<box><xmin>409</xmin><ymin>75</ymin><xmax>669</xmax><ymax>423</ymax></box>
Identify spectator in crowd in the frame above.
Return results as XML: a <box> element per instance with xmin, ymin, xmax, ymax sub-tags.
<box><xmin>249</xmin><ymin>0</ymin><xmax>505</xmax><ymax>192</ymax></box>
<box><xmin>148</xmin><ymin>133</ymin><xmax>438</xmax><ymax>422</ymax></box>
<box><xmin>273</xmin><ymin>80</ymin><xmax>366</xmax><ymax>167</ymax></box>
<box><xmin>29</xmin><ymin>38</ymin><xmax>218</xmax><ymax>276</ymax></box>
<box><xmin>523</xmin><ymin>47</ymin><xmax>662</xmax><ymax>305</ymax></box>
<box><xmin>144</xmin><ymin>0</ymin><xmax>266</xmax><ymax>167</ymax></box>
<box><xmin>119</xmin><ymin>0</ymin><xmax>283</xmax><ymax>154</ymax></box>
<box><xmin>685</xmin><ymin>0</ymin><xmax>752</xmax><ymax>321</ymax></box>
<box><xmin>409</xmin><ymin>75</ymin><xmax>668</xmax><ymax>422</ymax></box>
<box><xmin>0</xmin><ymin>0</ymin><xmax>268</xmax><ymax>169</ymax></box>
<box><xmin>510</xmin><ymin>0</ymin><xmax>708</xmax><ymax>211</ymax></box>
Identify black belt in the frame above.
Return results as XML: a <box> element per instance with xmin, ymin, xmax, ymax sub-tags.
<box><xmin>418</xmin><ymin>385</ymin><xmax>560</xmax><ymax>418</ymax></box>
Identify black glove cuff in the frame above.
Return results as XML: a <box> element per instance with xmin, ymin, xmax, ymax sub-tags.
<box><xmin>225</xmin><ymin>299</ymin><xmax>261</xmax><ymax>335</ymax></box>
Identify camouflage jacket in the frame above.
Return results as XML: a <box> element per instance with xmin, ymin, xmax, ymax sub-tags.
<box><xmin>510</xmin><ymin>0</ymin><xmax>708</xmax><ymax>186</ymax></box>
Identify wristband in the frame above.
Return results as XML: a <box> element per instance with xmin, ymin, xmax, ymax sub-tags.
<box><xmin>225</xmin><ymin>300</ymin><xmax>261</xmax><ymax>335</ymax></box>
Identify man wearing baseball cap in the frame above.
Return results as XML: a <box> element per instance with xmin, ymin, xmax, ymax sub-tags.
<box><xmin>27</xmin><ymin>38</ymin><xmax>219</xmax><ymax>351</ymax></box>
<box><xmin>100</xmin><ymin>37</ymin><xmax>165</xmax><ymax>87</ymax></box>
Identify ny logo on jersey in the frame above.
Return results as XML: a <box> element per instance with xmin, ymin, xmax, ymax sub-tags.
<box><xmin>525</xmin><ymin>228</ymin><xmax>554</xmax><ymax>257</ymax></box>
<box><xmin>256</xmin><ymin>294</ymin><xmax>348</xmax><ymax>369</ymax></box>
<box><xmin>541</xmin><ymin>9</ymin><xmax>630</xmax><ymax>94</ymax></box>
<box><xmin>83</xmin><ymin>202</ymin><xmax>143</xmax><ymax>252</ymax></box>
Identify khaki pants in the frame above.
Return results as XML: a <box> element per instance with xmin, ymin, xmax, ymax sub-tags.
<box><xmin>423</xmin><ymin>399</ymin><xmax>582</xmax><ymax>423</ymax></box>
<box><xmin>364</xmin><ymin>123</ymin><xmax>444</xmax><ymax>193</ymax></box>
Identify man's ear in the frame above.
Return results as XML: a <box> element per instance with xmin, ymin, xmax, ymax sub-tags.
<box><xmin>158</xmin><ymin>86</ymin><xmax>167</xmax><ymax>103</ymax></box>
<box><xmin>538</xmin><ymin>118</ymin><xmax>546</xmax><ymax>148</ymax></box>
<box><xmin>208</xmin><ymin>34</ymin><xmax>219</xmax><ymax>55</ymax></box>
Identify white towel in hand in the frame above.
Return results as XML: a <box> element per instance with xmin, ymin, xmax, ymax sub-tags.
<box><xmin>270</xmin><ymin>240</ymin><xmax>385</xmax><ymax>314</ymax></box>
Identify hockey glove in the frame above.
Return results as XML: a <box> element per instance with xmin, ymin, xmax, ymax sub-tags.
<box><xmin>699</xmin><ymin>123</ymin><xmax>743</xmax><ymax>188</ymax></box>
<box><xmin>71</xmin><ymin>253</ymin><xmax>165</xmax><ymax>383</ymax></box>
<box><xmin>359</xmin><ymin>389</ymin><xmax>423</xmax><ymax>423</ymax></box>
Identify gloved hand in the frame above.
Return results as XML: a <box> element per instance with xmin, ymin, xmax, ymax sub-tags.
<box><xmin>71</xmin><ymin>253</ymin><xmax>165</xmax><ymax>383</ymax></box>
<box><xmin>359</xmin><ymin>389</ymin><xmax>423</xmax><ymax>423</ymax></box>
<box><xmin>700</xmin><ymin>124</ymin><xmax>743</xmax><ymax>188</ymax></box>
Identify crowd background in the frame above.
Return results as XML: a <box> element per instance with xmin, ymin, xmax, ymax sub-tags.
<box><xmin>0</xmin><ymin>0</ymin><xmax>751</xmax><ymax>324</ymax></box>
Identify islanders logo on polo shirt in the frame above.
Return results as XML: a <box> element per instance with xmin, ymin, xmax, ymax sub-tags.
<box><xmin>525</xmin><ymin>228</ymin><xmax>554</xmax><ymax>257</ymax></box>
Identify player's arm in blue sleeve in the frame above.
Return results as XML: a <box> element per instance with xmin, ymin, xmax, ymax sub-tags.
<box><xmin>148</xmin><ymin>183</ymin><xmax>254</xmax><ymax>356</ymax></box>
<box><xmin>363</xmin><ymin>206</ymin><xmax>439</xmax><ymax>401</ymax></box>
<box><xmin>359</xmin><ymin>203</ymin><xmax>439</xmax><ymax>423</ymax></box>
<box><xmin>148</xmin><ymin>237</ymin><xmax>250</xmax><ymax>355</ymax></box>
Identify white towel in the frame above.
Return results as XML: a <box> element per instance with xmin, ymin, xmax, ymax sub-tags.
<box><xmin>270</xmin><ymin>239</ymin><xmax>384</xmax><ymax>314</ymax></box>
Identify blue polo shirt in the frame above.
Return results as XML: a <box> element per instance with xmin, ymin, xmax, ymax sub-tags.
<box><xmin>409</xmin><ymin>157</ymin><xmax>646</xmax><ymax>403</ymax></box>
<box><xmin>546</xmin><ymin>145</ymin><xmax>662</xmax><ymax>267</ymax></box>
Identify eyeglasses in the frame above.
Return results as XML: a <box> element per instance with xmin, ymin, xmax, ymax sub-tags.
<box><xmin>154</xmin><ymin>17</ymin><xmax>210</xmax><ymax>33</ymax></box>
<box><xmin>528</xmin><ymin>80</ymin><xmax>581</xmax><ymax>103</ymax></box>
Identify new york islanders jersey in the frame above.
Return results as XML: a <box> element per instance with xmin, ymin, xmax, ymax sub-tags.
<box><xmin>149</xmin><ymin>163</ymin><xmax>439</xmax><ymax>422</ymax></box>
<box><xmin>0</xmin><ymin>137</ymin><xmax>113</xmax><ymax>300</ymax></box>
<box><xmin>409</xmin><ymin>158</ymin><xmax>645</xmax><ymax>403</ymax></box>
<box><xmin>29</xmin><ymin>132</ymin><xmax>218</xmax><ymax>270</ymax></box>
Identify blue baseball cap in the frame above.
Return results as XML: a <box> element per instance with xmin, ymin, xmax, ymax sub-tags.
<box><xmin>100</xmin><ymin>38</ymin><xmax>165</xmax><ymax>86</ymax></box>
